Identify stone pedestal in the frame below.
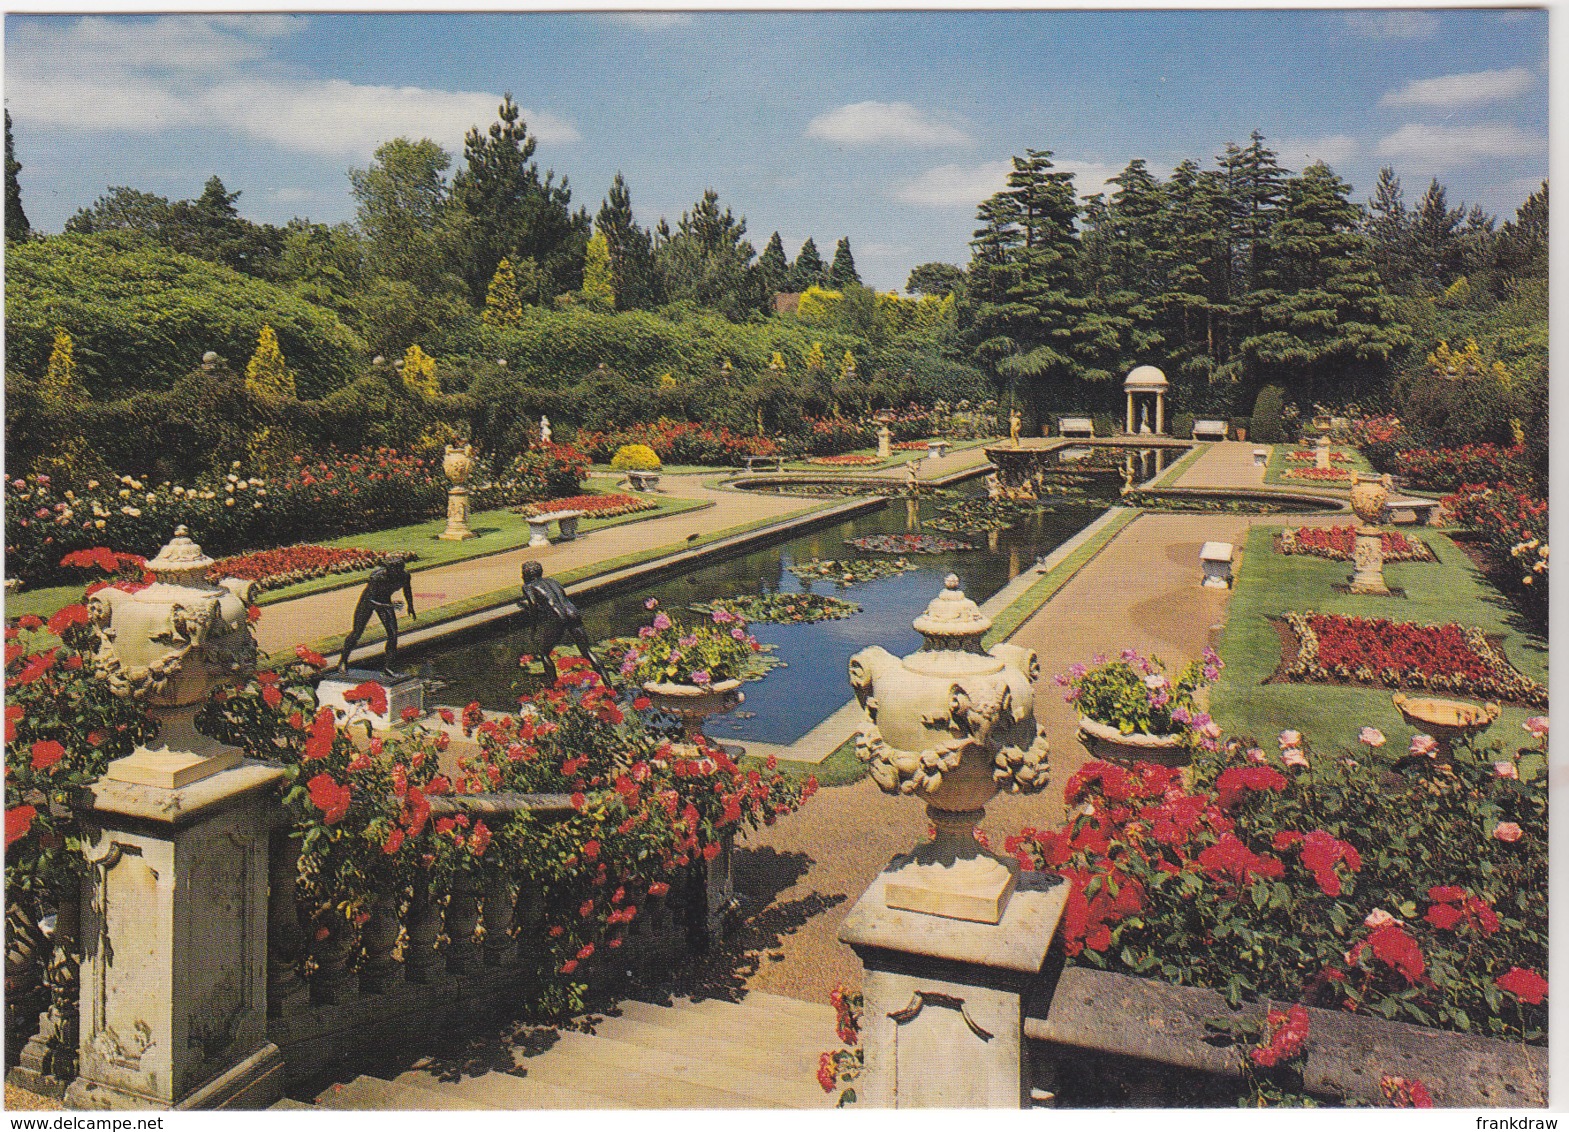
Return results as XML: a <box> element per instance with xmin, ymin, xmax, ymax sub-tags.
<box><xmin>317</xmin><ymin>669</ymin><xmax>424</xmax><ymax>729</ymax></box>
<box><xmin>1199</xmin><ymin>541</ymin><xmax>1235</xmax><ymax>589</ymax></box>
<box><xmin>877</xmin><ymin>426</ymin><xmax>892</xmax><ymax>460</ymax></box>
<box><xmin>439</xmin><ymin>485</ymin><xmax>476</xmax><ymax>541</ymax></box>
<box><xmin>67</xmin><ymin>759</ymin><xmax>287</xmax><ymax>1110</ymax></box>
<box><xmin>1253</xmin><ymin>447</ymin><xmax>1268</xmax><ymax>467</ymax></box>
<box><xmin>839</xmin><ymin>871</ymin><xmax>1066</xmax><ymax>1107</ymax></box>
<box><xmin>1315</xmin><ymin>436</ymin><xmax>1332</xmax><ymax>470</ymax></box>
<box><xmin>1349</xmin><ymin>527</ymin><xmax>1391</xmax><ymax>595</ymax></box>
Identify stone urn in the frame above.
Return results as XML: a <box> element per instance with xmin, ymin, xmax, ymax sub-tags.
<box><xmin>642</xmin><ymin>678</ymin><xmax>745</xmax><ymax>749</ymax></box>
<box><xmin>1392</xmin><ymin>693</ymin><xmax>1501</xmax><ymax>759</ymax></box>
<box><xmin>848</xmin><ymin>574</ymin><xmax>1050</xmax><ymax>924</ymax></box>
<box><xmin>84</xmin><ymin>525</ymin><xmax>259</xmax><ymax>786</ymax></box>
<box><xmin>1077</xmin><ymin>716</ymin><xmax>1189</xmax><ymax>766</ymax></box>
<box><xmin>1349</xmin><ymin>472</ymin><xmax>1395</xmax><ymax>595</ymax></box>
<box><xmin>443</xmin><ymin>442</ymin><xmax>474</xmax><ymax>485</ymax></box>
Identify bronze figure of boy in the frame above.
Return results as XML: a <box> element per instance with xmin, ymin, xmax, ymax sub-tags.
<box><xmin>518</xmin><ymin>560</ymin><xmax>616</xmax><ymax>690</ymax></box>
<box><xmin>339</xmin><ymin>555</ymin><xmax>416</xmax><ymax>674</ymax></box>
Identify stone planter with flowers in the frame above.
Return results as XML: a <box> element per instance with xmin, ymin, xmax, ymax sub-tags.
<box><xmin>1056</xmin><ymin>647</ymin><xmax>1225</xmax><ymax>766</ymax></box>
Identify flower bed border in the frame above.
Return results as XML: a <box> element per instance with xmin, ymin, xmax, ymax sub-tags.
<box><xmin>1277</xmin><ymin>527</ymin><xmax>1435</xmax><ymax>564</ymax></box>
<box><xmin>1272</xmin><ymin>611</ymin><xmax>1547</xmax><ymax>707</ymax></box>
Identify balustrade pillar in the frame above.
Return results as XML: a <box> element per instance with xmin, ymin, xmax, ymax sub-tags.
<box><xmin>482</xmin><ymin>879</ymin><xmax>517</xmax><ymax>966</ymax></box>
<box><xmin>308</xmin><ymin>914</ymin><xmax>357</xmax><ymax>1006</ymax></box>
<box><xmin>404</xmin><ymin>886</ymin><xmax>444</xmax><ymax>985</ymax></box>
<box><xmin>446</xmin><ymin>880</ymin><xmax>482</xmax><ymax>974</ymax></box>
<box><xmin>12</xmin><ymin>880</ymin><xmax>80</xmax><ymax>1094</ymax></box>
<box><xmin>359</xmin><ymin>887</ymin><xmax>404</xmax><ymax>993</ymax></box>
<box><xmin>265</xmin><ymin>828</ymin><xmax>308</xmax><ymax>1017</ymax></box>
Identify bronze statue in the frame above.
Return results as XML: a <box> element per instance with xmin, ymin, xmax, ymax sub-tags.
<box><xmin>339</xmin><ymin>555</ymin><xmax>415</xmax><ymax>674</ymax></box>
<box><xmin>518</xmin><ymin>560</ymin><xmax>616</xmax><ymax>690</ymax></box>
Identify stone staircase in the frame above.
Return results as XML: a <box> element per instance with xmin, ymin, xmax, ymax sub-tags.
<box><xmin>288</xmin><ymin>991</ymin><xmax>840</xmax><ymax>1110</ymax></box>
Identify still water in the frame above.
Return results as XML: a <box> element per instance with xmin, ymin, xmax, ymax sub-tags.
<box><xmin>417</xmin><ymin>482</ymin><xmax>1105</xmax><ymax>745</ymax></box>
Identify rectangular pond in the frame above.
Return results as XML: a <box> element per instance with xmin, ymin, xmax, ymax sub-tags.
<box><xmin>414</xmin><ymin>481</ymin><xmax>1107</xmax><ymax>747</ymax></box>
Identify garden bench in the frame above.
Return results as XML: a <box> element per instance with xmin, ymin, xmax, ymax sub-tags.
<box><xmin>624</xmin><ymin>470</ymin><xmax>662</xmax><ymax>493</ymax></box>
<box><xmin>743</xmin><ymin>455</ymin><xmax>786</xmax><ymax>473</ymax></box>
<box><xmin>1057</xmin><ymin>416</ymin><xmax>1095</xmax><ymax>438</ymax></box>
<box><xmin>1383</xmin><ymin>497</ymin><xmax>1441</xmax><ymax>525</ymax></box>
<box><xmin>1192</xmin><ymin>419</ymin><xmax>1228</xmax><ymax>441</ymax></box>
<box><xmin>1199</xmin><ymin>541</ymin><xmax>1234</xmax><ymax>588</ymax></box>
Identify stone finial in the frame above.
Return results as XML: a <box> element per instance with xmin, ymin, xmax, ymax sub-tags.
<box><xmin>201</xmin><ymin>351</ymin><xmax>218</xmax><ymax>370</ymax></box>
<box><xmin>497</xmin><ymin>358</ymin><xmax>508</xmax><ymax>367</ymax></box>
<box><xmin>372</xmin><ymin>355</ymin><xmax>385</xmax><ymax>367</ymax></box>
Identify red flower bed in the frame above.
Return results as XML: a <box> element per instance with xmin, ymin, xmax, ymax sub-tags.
<box><xmin>1285</xmin><ymin>450</ymin><xmax>1350</xmax><ymax>465</ymax></box>
<box><xmin>1281</xmin><ymin>466</ymin><xmax>1352</xmax><ymax>483</ymax></box>
<box><xmin>1442</xmin><ymin>484</ymin><xmax>1548</xmax><ymax>624</ymax></box>
<box><xmin>1280</xmin><ymin>611</ymin><xmax>1546</xmax><ymax>706</ymax></box>
<box><xmin>1279</xmin><ymin>525</ymin><xmax>1434</xmax><ymax>563</ymax></box>
<box><xmin>892</xmin><ymin>440</ymin><xmax>934</xmax><ymax>451</ymax></box>
<box><xmin>520</xmin><ymin>493</ymin><xmax>657</xmax><ymax>520</ymax></box>
<box><xmin>1394</xmin><ymin>444</ymin><xmax>1532</xmax><ymax>494</ymax></box>
<box><xmin>806</xmin><ymin>454</ymin><xmax>883</xmax><ymax>467</ymax></box>
<box><xmin>209</xmin><ymin>545</ymin><xmax>411</xmax><ymax>594</ymax></box>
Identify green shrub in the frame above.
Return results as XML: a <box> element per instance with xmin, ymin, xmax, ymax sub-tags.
<box><xmin>1249</xmin><ymin>385</ymin><xmax>1287</xmax><ymax>443</ymax></box>
<box><xmin>610</xmin><ymin>443</ymin><xmax>661</xmax><ymax>471</ymax></box>
<box><xmin>1172</xmin><ymin>412</ymin><xmax>1195</xmax><ymax>439</ymax></box>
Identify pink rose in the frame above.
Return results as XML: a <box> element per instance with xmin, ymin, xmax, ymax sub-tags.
<box><xmin>1492</xmin><ymin>822</ymin><xmax>1523</xmax><ymax>843</ymax></box>
<box><xmin>652</xmin><ymin>612</ymin><xmax>671</xmax><ymax>631</ymax></box>
<box><xmin>1493</xmin><ymin>761</ymin><xmax>1519</xmax><ymax>780</ymax></box>
<box><xmin>1278</xmin><ymin>730</ymin><xmax>1302</xmax><ymax>749</ymax></box>
<box><xmin>1522</xmin><ymin>716</ymin><xmax>1549</xmax><ymax>739</ymax></box>
<box><xmin>1364</xmin><ymin>908</ymin><xmax>1397</xmax><ymax>928</ymax></box>
<box><xmin>1408</xmin><ymin>734</ymin><xmax>1438</xmax><ymax>758</ymax></box>
<box><xmin>1282</xmin><ymin>749</ymin><xmax>1309</xmax><ymax>769</ymax></box>
<box><xmin>1358</xmin><ymin>727</ymin><xmax>1386</xmax><ymax>748</ymax></box>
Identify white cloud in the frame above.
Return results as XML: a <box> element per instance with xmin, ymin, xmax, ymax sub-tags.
<box><xmin>805</xmin><ymin>102</ymin><xmax>971</xmax><ymax>148</ymax></box>
<box><xmin>893</xmin><ymin>160</ymin><xmax>1011</xmax><ymax>207</ymax></box>
<box><xmin>1375</xmin><ymin>122</ymin><xmax>1541</xmax><ymax>167</ymax></box>
<box><xmin>1379</xmin><ymin>67</ymin><xmax>1535</xmax><ymax>109</ymax></box>
<box><xmin>6</xmin><ymin>15</ymin><xmax>579</xmax><ymax>158</ymax></box>
<box><xmin>1275</xmin><ymin>135</ymin><xmax>1361</xmax><ymax>169</ymax></box>
<box><xmin>1341</xmin><ymin>11</ymin><xmax>1441</xmax><ymax>40</ymax></box>
<box><xmin>892</xmin><ymin>157</ymin><xmax>1118</xmax><ymax>209</ymax></box>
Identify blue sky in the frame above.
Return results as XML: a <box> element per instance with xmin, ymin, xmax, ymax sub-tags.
<box><xmin>4</xmin><ymin>9</ymin><xmax>1549</xmax><ymax>291</ymax></box>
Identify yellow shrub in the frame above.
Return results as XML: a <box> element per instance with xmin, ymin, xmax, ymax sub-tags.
<box><xmin>611</xmin><ymin>443</ymin><xmax>662</xmax><ymax>471</ymax></box>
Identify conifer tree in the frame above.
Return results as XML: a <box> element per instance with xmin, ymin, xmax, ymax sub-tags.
<box><xmin>788</xmin><ymin>238</ymin><xmax>827</xmax><ymax>291</ymax></box>
<box><xmin>483</xmin><ymin>257</ymin><xmax>524</xmax><ymax>325</ymax></box>
<box><xmin>402</xmin><ymin>344</ymin><xmax>439</xmax><ymax>399</ymax></box>
<box><xmin>39</xmin><ymin>327</ymin><xmax>77</xmax><ymax>401</ymax></box>
<box><xmin>828</xmin><ymin>237</ymin><xmax>861</xmax><ymax>288</ymax></box>
<box><xmin>1156</xmin><ymin>160</ymin><xmax>1234</xmax><ymax>386</ymax></box>
<box><xmin>596</xmin><ymin>172</ymin><xmax>657</xmax><ymax>309</ymax></box>
<box><xmin>757</xmin><ymin>232</ymin><xmax>790</xmax><ymax>298</ymax></box>
<box><xmin>581</xmin><ymin>232</ymin><xmax>615</xmax><ymax>308</ymax></box>
<box><xmin>6</xmin><ymin>110</ymin><xmax>30</xmax><ymax>243</ymax></box>
<box><xmin>244</xmin><ymin>324</ymin><xmax>297</xmax><ymax>400</ymax></box>
<box><xmin>1363</xmin><ymin>167</ymin><xmax>1412</xmax><ymax>291</ymax></box>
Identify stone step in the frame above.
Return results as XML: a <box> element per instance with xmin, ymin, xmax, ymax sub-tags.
<box><xmin>636</xmin><ymin>990</ymin><xmax>837</xmax><ymax>1029</ymax></box>
<box><xmin>392</xmin><ymin>1068</ymin><xmax>614</xmax><ymax>1110</ymax></box>
<box><xmin>586</xmin><ymin>1011</ymin><xmax>826</xmax><ymax>1078</ymax></box>
<box><xmin>603</xmin><ymin>999</ymin><xmax>835</xmax><ymax>1060</ymax></box>
<box><xmin>314</xmin><ymin>1074</ymin><xmax>489</xmax><ymax>1111</ymax></box>
<box><xmin>267</xmin><ymin>1098</ymin><xmax>318</xmax><ymax>1111</ymax></box>
<box><xmin>527</xmin><ymin>1023</ymin><xmax>828</xmax><ymax>1105</ymax></box>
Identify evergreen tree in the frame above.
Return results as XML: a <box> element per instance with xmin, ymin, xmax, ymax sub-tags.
<box><xmin>1492</xmin><ymin>181</ymin><xmax>1548</xmax><ymax>284</ymax></box>
<box><xmin>244</xmin><ymin>324</ymin><xmax>297</xmax><ymax>400</ymax></box>
<box><xmin>452</xmin><ymin>94</ymin><xmax>589</xmax><ymax>304</ymax></box>
<box><xmin>5</xmin><ymin>110</ymin><xmax>30</xmax><ymax>243</ymax></box>
<box><xmin>828</xmin><ymin>237</ymin><xmax>861</xmax><ymax>288</ymax></box>
<box><xmin>1240</xmin><ymin>162</ymin><xmax>1408</xmax><ymax>403</ymax></box>
<box><xmin>595</xmin><ymin>172</ymin><xmax>657</xmax><ymax>309</ymax></box>
<box><xmin>1363</xmin><ymin>167</ymin><xmax>1413</xmax><ymax>292</ymax></box>
<box><xmin>963</xmin><ymin>193</ymin><xmax>1025</xmax><ymax>385</ymax></box>
<box><xmin>788</xmin><ymin>238</ymin><xmax>827</xmax><ymax>291</ymax></box>
<box><xmin>1082</xmin><ymin>159</ymin><xmax>1167</xmax><ymax>380</ymax></box>
<box><xmin>905</xmin><ymin>262</ymin><xmax>964</xmax><ymax>297</ymax></box>
<box><xmin>483</xmin><ymin>257</ymin><xmax>524</xmax><ymax>325</ymax></box>
<box><xmin>401</xmin><ymin>344</ymin><xmax>439</xmax><ymax>399</ymax></box>
<box><xmin>39</xmin><ymin>327</ymin><xmax>77</xmax><ymax>401</ymax></box>
<box><xmin>1155</xmin><ymin>159</ymin><xmax>1234</xmax><ymax>388</ymax></box>
<box><xmin>756</xmin><ymin>231</ymin><xmax>790</xmax><ymax>298</ymax></box>
<box><xmin>581</xmin><ymin>231</ymin><xmax>615</xmax><ymax>308</ymax></box>
<box><xmin>350</xmin><ymin>137</ymin><xmax>458</xmax><ymax>295</ymax></box>
<box><xmin>1219</xmin><ymin>131</ymin><xmax>1286</xmax><ymax>381</ymax></box>
<box><xmin>653</xmin><ymin>189</ymin><xmax>757</xmax><ymax>318</ymax></box>
<box><xmin>1409</xmin><ymin>178</ymin><xmax>1465</xmax><ymax>293</ymax></box>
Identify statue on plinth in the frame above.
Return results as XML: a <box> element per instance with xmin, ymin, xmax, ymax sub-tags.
<box><xmin>518</xmin><ymin>560</ymin><xmax>616</xmax><ymax>690</ymax></box>
<box><xmin>1008</xmin><ymin>409</ymin><xmax>1021</xmax><ymax>447</ymax></box>
<box><xmin>339</xmin><ymin>556</ymin><xmax>415</xmax><ymax>673</ymax></box>
<box><xmin>540</xmin><ymin>415</ymin><xmax>552</xmax><ymax>444</ymax></box>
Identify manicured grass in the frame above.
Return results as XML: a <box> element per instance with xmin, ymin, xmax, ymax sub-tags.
<box><xmin>1209</xmin><ymin>523</ymin><xmax>1548</xmax><ymax>754</ymax></box>
<box><xmin>590</xmin><ymin>464</ymin><xmax>733</xmax><ymax>476</ymax></box>
<box><xmin>742</xmin><ymin>733</ymin><xmax>866</xmax><ymax>788</ymax></box>
<box><xmin>984</xmin><ymin>508</ymin><xmax>1141</xmax><ymax>647</ymax></box>
<box><xmin>1262</xmin><ymin>442</ymin><xmax>1374</xmax><ymax>487</ymax></box>
<box><xmin>1150</xmin><ymin>444</ymin><xmax>1205</xmax><ymax>488</ymax></box>
<box><xmin>262</xmin><ymin>496</ymin><xmax>859</xmax><ymax>667</ymax></box>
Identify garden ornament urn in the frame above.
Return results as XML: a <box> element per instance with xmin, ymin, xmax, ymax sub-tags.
<box><xmin>848</xmin><ymin>574</ymin><xmax>1050</xmax><ymax>923</ymax></box>
<box><xmin>439</xmin><ymin>442</ymin><xmax>478</xmax><ymax>541</ymax></box>
<box><xmin>1348</xmin><ymin>471</ymin><xmax>1395</xmax><ymax>595</ymax></box>
<box><xmin>86</xmin><ymin>525</ymin><xmax>259</xmax><ymax>787</ymax></box>
<box><xmin>1392</xmin><ymin>693</ymin><xmax>1501</xmax><ymax>759</ymax></box>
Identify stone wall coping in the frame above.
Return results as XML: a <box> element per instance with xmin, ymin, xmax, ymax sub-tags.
<box><xmin>839</xmin><ymin>869</ymin><xmax>1066</xmax><ymax>974</ymax></box>
<box><xmin>86</xmin><ymin>758</ymin><xmax>286</xmax><ymax>828</ymax></box>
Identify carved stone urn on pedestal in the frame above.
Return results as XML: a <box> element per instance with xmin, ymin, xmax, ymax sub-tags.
<box><xmin>1348</xmin><ymin>471</ymin><xmax>1394</xmax><ymax>595</ymax></box>
<box><xmin>848</xmin><ymin>574</ymin><xmax>1050</xmax><ymax>924</ymax></box>
<box><xmin>439</xmin><ymin>442</ymin><xmax>478</xmax><ymax>541</ymax></box>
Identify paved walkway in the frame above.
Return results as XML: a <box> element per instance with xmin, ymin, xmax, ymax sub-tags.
<box><xmin>1175</xmin><ymin>440</ymin><xmax>1270</xmax><ymax>490</ymax></box>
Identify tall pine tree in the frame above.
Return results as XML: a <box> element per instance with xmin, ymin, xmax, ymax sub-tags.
<box><xmin>788</xmin><ymin>238</ymin><xmax>827</xmax><ymax>291</ymax></box>
<box><xmin>756</xmin><ymin>232</ymin><xmax>790</xmax><ymax>299</ymax></box>
<box><xmin>6</xmin><ymin>110</ymin><xmax>30</xmax><ymax>243</ymax></box>
<box><xmin>595</xmin><ymin>172</ymin><xmax>657</xmax><ymax>309</ymax></box>
<box><xmin>1363</xmin><ymin>167</ymin><xmax>1413</xmax><ymax>292</ymax></box>
<box><xmin>828</xmin><ymin>237</ymin><xmax>861</xmax><ymax>287</ymax></box>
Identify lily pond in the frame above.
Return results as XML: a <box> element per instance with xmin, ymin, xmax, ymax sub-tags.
<box><xmin>415</xmin><ymin>477</ymin><xmax>1105</xmax><ymax>746</ymax></box>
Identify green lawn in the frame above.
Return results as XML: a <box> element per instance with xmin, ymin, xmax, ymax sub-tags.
<box><xmin>742</xmin><ymin>733</ymin><xmax>866</xmax><ymax>788</ymax></box>
<box><xmin>1210</xmin><ymin>523</ymin><xmax>1548</xmax><ymax>754</ymax></box>
<box><xmin>781</xmin><ymin>436</ymin><xmax>996</xmax><ymax>472</ymax></box>
<box><xmin>1262</xmin><ymin>442</ymin><xmax>1373</xmax><ymax>487</ymax></box>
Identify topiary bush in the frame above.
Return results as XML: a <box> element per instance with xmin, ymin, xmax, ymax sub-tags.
<box><xmin>610</xmin><ymin>443</ymin><xmax>661</xmax><ymax>471</ymax></box>
<box><xmin>1249</xmin><ymin>385</ymin><xmax>1287</xmax><ymax>443</ymax></box>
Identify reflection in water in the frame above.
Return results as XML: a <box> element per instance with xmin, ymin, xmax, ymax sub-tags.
<box><xmin>419</xmin><ymin>482</ymin><xmax>1104</xmax><ymax>746</ymax></box>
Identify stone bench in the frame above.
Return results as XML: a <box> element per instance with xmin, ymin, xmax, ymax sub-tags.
<box><xmin>925</xmin><ymin>439</ymin><xmax>952</xmax><ymax>460</ymax></box>
<box><xmin>1192</xmin><ymin>419</ymin><xmax>1228</xmax><ymax>441</ymax></box>
<box><xmin>743</xmin><ymin>455</ymin><xmax>786</xmax><ymax>473</ymax></box>
<box><xmin>624</xmin><ymin>470</ymin><xmax>662</xmax><ymax>493</ymax></box>
<box><xmin>1199</xmin><ymin>541</ymin><xmax>1234</xmax><ymax>589</ymax></box>
<box><xmin>1383</xmin><ymin>497</ymin><xmax>1441</xmax><ymax>525</ymax></box>
<box><xmin>1253</xmin><ymin>447</ymin><xmax>1269</xmax><ymax>467</ymax></box>
<box><xmin>1057</xmin><ymin>417</ymin><xmax>1095</xmax><ymax>438</ymax></box>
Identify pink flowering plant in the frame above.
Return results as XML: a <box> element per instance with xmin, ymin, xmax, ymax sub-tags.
<box><xmin>603</xmin><ymin>598</ymin><xmax>770</xmax><ymax>687</ymax></box>
<box><xmin>1056</xmin><ymin>647</ymin><xmax>1224</xmax><ymax>751</ymax></box>
<box><xmin>1005</xmin><ymin>718</ymin><xmax>1546</xmax><ymax>1044</ymax></box>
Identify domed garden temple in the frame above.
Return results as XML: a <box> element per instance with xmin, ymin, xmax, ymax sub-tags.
<box><xmin>1124</xmin><ymin>364</ymin><xmax>1168</xmax><ymax>435</ymax></box>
